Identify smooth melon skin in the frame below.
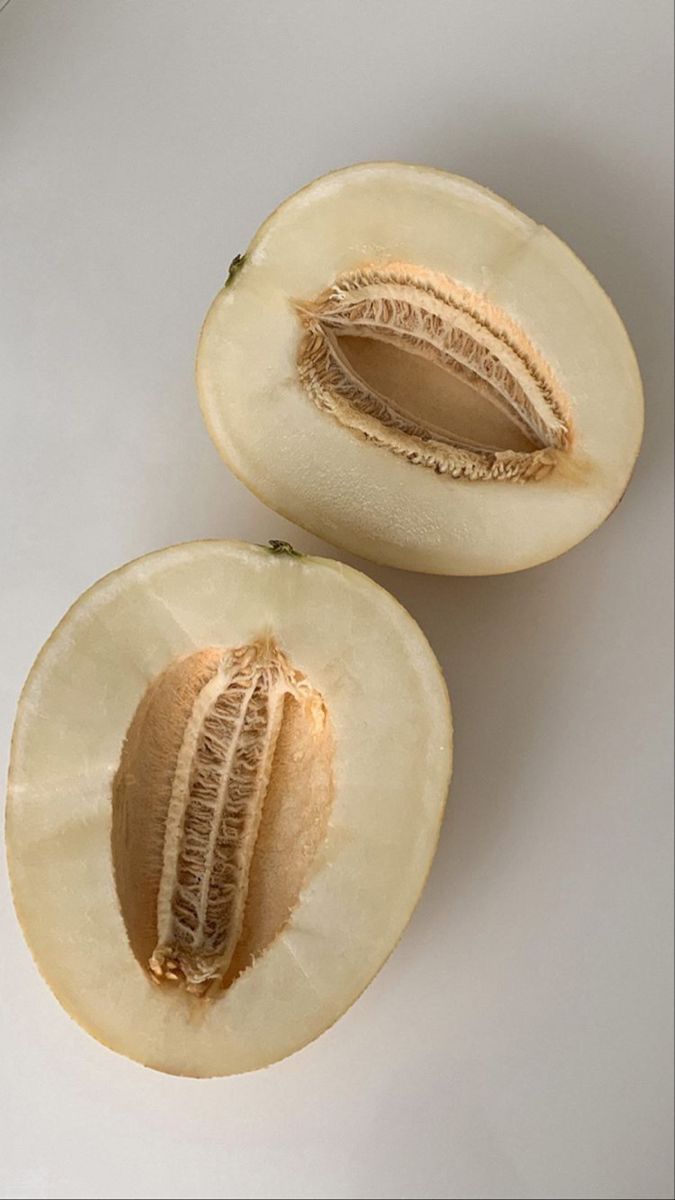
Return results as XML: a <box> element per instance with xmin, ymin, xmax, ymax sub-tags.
<box><xmin>6</xmin><ymin>540</ymin><xmax>452</xmax><ymax>1077</ymax></box>
<box><xmin>197</xmin><ymin>163</ymin><xmax>643</xmax><ymax>575</ymax></box>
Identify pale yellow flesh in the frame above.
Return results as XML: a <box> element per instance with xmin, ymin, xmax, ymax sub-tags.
<box><xmin>7</xmin><ymin>541</ymin><xmax>451</xmax><ymax>1076</ymax></box>
<box><xmin>197</xmin><ymin>163</ymin><xmax>643</xmax><ymax>574</ymax></box>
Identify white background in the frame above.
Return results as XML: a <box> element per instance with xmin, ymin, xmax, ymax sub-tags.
<box><xmin>1</xmin><ymin>3</ymin><xmax>673</xmax><ymax>1198</ymax></box>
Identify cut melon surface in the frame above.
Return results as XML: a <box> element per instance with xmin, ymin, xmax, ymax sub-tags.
<box><xmin>7</xmin><ymin>540</ymin><xmax>451</xmax><ymax>1076</ymax></box>
<box><xmin>197</xmin><ymin>162</ymin><xmax>643</xmax><ymax>575</ymax></box>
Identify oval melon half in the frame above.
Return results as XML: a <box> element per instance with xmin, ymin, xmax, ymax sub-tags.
<box><xmin>7</xmin><ymin>540</ymin><xmax>452</xmax><ymax>1076</ymax></box>
<box><xmin>197</xmin><ymin>163</ymin><xmax>643</xmax><ymax>575</ymax></box>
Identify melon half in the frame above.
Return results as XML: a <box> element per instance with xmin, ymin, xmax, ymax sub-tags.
<box><xmin>7</xmin><ymin>540</ymin><xmax>452</xmax><ymax>1076</ymax></box>
<box><xmin>197</xmin><ymin>163</ymin><xmax>643</xmax><ymax>575</ymax></box>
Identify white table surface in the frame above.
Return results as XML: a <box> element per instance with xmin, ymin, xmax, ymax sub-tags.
<box><xmin>1</xmin><ymin>3</ymin><xmax>673</xmax><ymax>1198</ymax></box>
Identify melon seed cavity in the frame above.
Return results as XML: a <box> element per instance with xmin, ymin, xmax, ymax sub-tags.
<box><xmin>112</xmin><ymin>639</ymin><xmax>333</xmax><ymax>996</ymax></box>
<box><xmin>297</xmin><ymin>264</ymin><xmax>572</xmax><ymax>482</ymax></box>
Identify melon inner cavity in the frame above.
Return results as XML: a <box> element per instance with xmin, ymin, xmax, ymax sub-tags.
<box><xmin>297</xmin><ymin>263</ymin><xmax>572</xmax><ymax>482</ymax></box>
<box><xmin>111</xmin><ymin>639</ymin><xmax>334</xmax><ymax>996</ymax></box>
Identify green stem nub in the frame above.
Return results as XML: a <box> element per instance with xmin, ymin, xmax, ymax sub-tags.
<box><xmin>267</xmin><ymin>540</ymin><xmax>301</xmax><ymax>557</ymax></box>
<box><xmin>225</xmin><ymin>254</ymin><xmax>245</xmax><ymax>286</ymax></box>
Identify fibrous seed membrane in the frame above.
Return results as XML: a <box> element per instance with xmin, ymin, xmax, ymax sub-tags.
<box><xmin>112</xmin><ymin>639</ymin><xmax>333</xmax><ymax>996</ymax></box>
<box><xmin>297</xmin><ymin>264</ymin><xmax>572</xmax><ymax>482</ymax></box>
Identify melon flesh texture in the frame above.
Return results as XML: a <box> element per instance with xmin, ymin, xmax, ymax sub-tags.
<box><xmin>197</xmin><ymin>163</ymin><xmax>643</xmax><ymax>575</ymax></box>
<box><xmin>7</xmin><ymin>541</ymin><xmax>451</xmax><ymax>1077</ymax></box>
